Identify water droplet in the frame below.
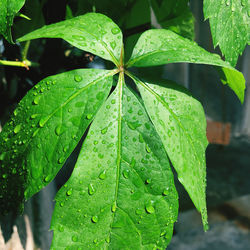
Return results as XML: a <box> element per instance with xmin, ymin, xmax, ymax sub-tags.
<box><xmin>91</xmin><ymin>215</ymin><xmax>98</xmax><ymax>223</ymax></box>
<box><xmin>2</xmin><ymin>174</ymin><xmax>7</xmax><ymax>179</ymax></box>
<box><xmin>111</xmin><ymin>99</ymin><xmax>116</xmax><ymax>104</ymax></box>
<box><xmin>111</xmin><ymin>203</ymin><xmax>116</xmax><ymax>212</ymax></box>
<box><xmin>145</xmin><ymin>179</ymin><xmax>151</xmax><ymax>184</ymax></box>
<box><xmin>72</xmin><ymin>235</ymin><xmax>78</xmax><ymax>242</ymax></box>
<box><xmin>60</xmin><ymin>202</ymin><xmax>64</xmax><ymax>207</ymax></box>
<box><xmin>225</xmin><ymin>0</ymin><xmax>230</xmax><ymax>6</ymax></box>
<box><xmin>138</xmin><ymin>110</ymin><xmax>143</xmax><ymax>116</ymax></box>
<box><xmin>63</xmin><ymin>146</ymin><xmax>68</xmax><ymax>152</ymax></box>
<box><xmin>162</xmin><ymin>188</ymin><xmax>169</xmax><ymax>196</ymax></box>
<box><xmin>122</xmin><ymin>170</ymin><xmax>129</xmax><ymax>179</ymax></box>
<box><xmin>101</xmin><ymin>127</ymin><xmax>108</xmax><ymax>134</ymax></box>
<box><xmin>145</xmin><ymin>144</ymin><xmax>151</xmax><ymax>153</ymax></box>
<box><xmin>68</xmin><ymin>108</ymin><xmax>72</xmax><ymax>113</ymax></box>
<box><xmin>55</xmin><ymin>125</ymin><xmax>62</xmax><ymax>136</ymax></box>
<box><xmin>86</xmin><ymin>114</ymin><xmax>93</xmax><ymax>120</ymax></box>
<box><xmin>33</xmin><ymin>96</ymin><xmax>40</xmax><ymax>105</ymax></box>
<box><xmin>139</xmin><ymin>134</ymin><xmax>144</xmax><ymax>143</ymax></box>
<box><xmin>74</xmin><ymin>75</ymin><xmax>82</xmax><ymax>82</ymax></box>
<box><xmin>93</xmin><ymin>239</ymin><xmax>98</xmax><ymax>244</ymax></box>
<box><xmin>58</xmin><ymin>157</ymin><xmax>64</xmax><ymax>164</ymax></box>
<box><xmin>111</xmin><ymin>27</ymin><xmax>120</xmax><ymax>35</ymax></box>
<box><xmin>14</xmin><ymin>124</ymin><xmax>21</xmax><ymax>134</ymax></box>
<box><xmin>105</xmin><ymin>236</ymin><xmax>110</xmax><ymax>243</ymax></box>
<box><xmin>241</xmin><ymin>0</ymin><xmax>246</xmax><ymax>6</ymax></box>
<box><xmin>39</xmin><ymin>117</ymin><xmax>47</xmax><ymax>127</ymax></box>
<box><xmin>145</xmin><ymin>203</ymin><xmax>155</xmax><ymax>214</ymax></box>
<box><xmin>66</xmin><ymin>189</ymin><xmax>72</xmax><ymax>196</ymax></box>
<box><xmin>88</xmin><ymin>184</ymin><xmax>95</xmax><ymax>195</ymax></box>
<box><xmin>44</xmin><ymin>175</ymin><xmax>50</xmax><ymax>182</ymax></box>
<box><xmin>110</xmin><ymin>41</ymin><xmax>116</xmax><ymax>50</ymax></box>
<box><xmin>98</xmin><ymin>170</ymin><xmax>106</xmax><ymax>180</ymax></box>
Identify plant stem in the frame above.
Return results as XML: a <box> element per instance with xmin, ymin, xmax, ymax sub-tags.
<box><xmin>0</xmin><ymin>59</ymin><xmax>39</xmax><ymax>69</ymax></box>
<box><xmin>22</xmin><ymin>40</ymin><xmax>31</xmax><ymax>61</ymax></box>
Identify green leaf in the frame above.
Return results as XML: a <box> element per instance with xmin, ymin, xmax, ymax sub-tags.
<box><xmin>0</xmin><ymin>0</ymin><xmax>25</xmax><ymax>43</ymax></box>
<box><xmin>151</xmin><ymin>0</ymin><xmax>195</xmax><ymax>40</ymax></box>
<box><xmin>17</xmin><ymin>13</ymin><xmax>123</xmax><ymax>66</ymax></box>
<box><xmin>127</xmin><ymin>29</ymin><xmax>246</xmax><ymax>103</ymax></box>
<box><xmin>0</xmin><ymin>69</ymin><xmax>114</xmax><ymax>215</ymax></box>
<box><xmin>50</xmin><ymin>74</ymin><xmax>178</xmax><ymax>249</ymax></box>
<box><xmin>133</xmin><ymin>76</ymin><xmax>208</xmax><ymax>230</ymax></box>
<box><xmin>203</xmin><ymin>0</ymin><xmax>250</xmax><ymax>66</ymax></box>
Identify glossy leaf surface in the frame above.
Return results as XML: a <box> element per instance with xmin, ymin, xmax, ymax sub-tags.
<box><xmin>17</xmin><ymin>13</ymin><xmax>123</xmax><ymax>66</ymax></box>
<box><xmin>51</xmin><ymin>75</ymin><xmax>178</xmax><ymax>249</ymax></box>
<box><xmin>0</xmin><ymin>69</ymin><xmax>113</xmax><ymax>214</ymax></box>
<box><xmin>204</xmin><ymin>0</ymin><xmax>250</xmax><ymax>66</ymax></box>
<box><xmin>127</xmin><ymin>29</ymin><xmax>246</xmax><ymax>102</ymax></box>
<box><xmin>0</xmin><ymin>0</ymin><xmax>25</xmax><ymax>42</ymax></box>
<box><xmin>135</xmin><ymin>77</ymin><xmax>208</xmax><ymax>229</ymax></box>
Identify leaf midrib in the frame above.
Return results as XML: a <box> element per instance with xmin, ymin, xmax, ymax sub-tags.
<box><xmin>133</xmin><ymin>76</ymin><xmax>206</xmax><ymax>197</ymax></box>
<box><xmin>127</xmin><ymin>48</ymin><xmax>232</xmax><ymax>68</ymax></box>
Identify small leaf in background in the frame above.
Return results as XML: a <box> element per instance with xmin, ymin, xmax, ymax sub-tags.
<box><xmin>127</xmin><ymin>29</ymin><xmax>246</xmax><ymax>102</ymax></box>
<box><xmin>0</xmin><ymin>0</ymin><xmax>25</xmax><ymax>43</ymax></box>
<box><xmin>0</xmin><ymin>69</ymin><xmax>114</xmax><ymax>215</ymax></box>
<box><xmin>17</xmin><ymin>13</ymin><xmax>123</xmax><ymax>66</ymax></box>
<box><xmin>204</xmin><ymin>0</ymin><xmax>250</xmax><ymax>67</ymax></box>
<box><xmin>150</xmin><ymin>0</ymin><xmax>195</xmax><ymax>40</ymax></box>
<box><xmin>13</xmin><ymin>0</ymin><xmax>45</xmax><ymax>39</ymax></box>
<box><xmin>135</xmin><ymin>77</ymin><xmax>208</xmax><ymax>230</ymax></box>
<box><xmin>50</xmin><ymin>75</ymin><xmax>178</xmax><ymax>249</ymax></box>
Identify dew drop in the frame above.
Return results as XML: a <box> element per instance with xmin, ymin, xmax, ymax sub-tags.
<box><xmin>91</xmin><ymin>215</ymin><xmax>98</xmax><ymax>223</ymax></box>
<box><xmin>74</xmin><ymin>75</ymin><xmax>82</xmax><ymax>82</ymax></box>
<box><xmin>44</xmin><ymin>175</ymin><xmax>50</xmax><ymax>182</ymax></box>
<box><xmin>39</xmin><ymin>117</ymin><xmax>47</xmax><ymax>127</ymax></box>
<box><xmin>105</xmin><ymin>236</ymin><xmax>110</xmax><ymax>243</ymax></box>
<box><xmin>88</xmin><ymin>183</ymin><xmax>96</xmax><ymax>195</ymax></box>
<box><xmin>66</xmin><ymin>189</ymin><xmax>72</xmax><ymax>196</ymax></box>
<box><xmin>122</xmin><ymin>170</ymin><xmax>129</xmax><ymax>179</ymax></box>
<box><xmin>60</xmin><ymin>202</ymin><xmax>64</xmax><ymax>207</ymax></box>
<box><xmin>33</xmin><ymin>96</ymin><xmax>40</xmax><ymax>105</ymax></box>
<box><xmin>93</xmin><ymin>239</ymin><xmax>97</xmax><ymax>244</ymax></box>
<box><xmin>101</xmin><ymin>127</ymin><xmax>108</xmax><ymax>134</ymax></box>
<box><xmin>58</xmin><ymin>157</ymin><xmax>64</xmax><ymax>164</ymax></box>
<box><xmin>111</xmin><ymin>27</ymin><xmax>120</xmax><ymax>35</ymax></box>
<box><xmin>110</xmin><ymin>41</ymin><xmax>116</xmax><ymax>50</ymax></box>
<box><xmin>2</xmin><ymin>174</ymin><xmax>8</xmax><ymax>179</ymax></box>
<box><xmin>145</xmin><ymin>179</ymin><xmax>151</xmax><ymax>184</ymax></box>
<box><xmin>72</xmin><ymin>235</ymin><xmax>78</xmax><ymax>242</ymax></box>
<box><xmin>55</xmin><ymin>125</ymin><xmax>62</xmax><ymax>136</ymax></box>
<box><xmin>14</xmin><ymin>124</ymin><xmax>21</xmax><ymax>134</ymax></box>
<box><xmin>145</xmin><ymin>145</ymin><xmax>151</xmax><ymax>153</ymax></box>
<box><xmin>145</xmin><ymin>203</ymin><xmax>155</xmax><ymax>214</ymax></box>
<box><xmin>86</xmin><ymin>114</ymin><xmax>93</xmax><ymax>120</ymax></box>
<box><xmin>98</xmin><ymin>170</ymin><xmax>106</xmax><ymax>180</ymax></box>
<box><xmin>162</xmin><ymin>187</ymin><xmax>169</xmax><ymax>196</ymax></box>
<box><xmin>111</xmin><ymin>203</ymin><xmax>116</xmax><ymax>212</ymax></box>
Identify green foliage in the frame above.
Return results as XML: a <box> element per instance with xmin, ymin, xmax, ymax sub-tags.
<box><xmin>204</xmin><ymin>0</ymin><xmax>250</xmax><ymax>66</ymax></box>
<box><xmin>0</xmin><ymin>0</ymin><xmax>25</xmax><ymax>43</ymax></box>
<box><xmin>0</xmin><ymin>1</ymin><xmax>247</xmax><ymax>249</ymax></box>
<box><xmin>127</xmin><ymin>29</ymin><xmax>245</xmax><ymax>103</ymax></box>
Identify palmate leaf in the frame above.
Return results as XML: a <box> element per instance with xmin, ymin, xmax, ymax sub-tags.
<box><xmin>127</xmin><ymin>29</ymin><xmax>246</xmax><ymax>103</ymax></box>
<box><xmin>132</xmin><ymin>75</ymin><xmax>208</xmax><ymax>230</ymax></box>
<box><xmin>0</xmin><ymin>69</ymin><xmax>114</xmax><ymax>214</ymax></box>
<box><xmin>17</xmin><ymin>13</ymin><xmax>123</xmax><ymax>66</ymax></box>
<box><xmin>50</xmin><ymin>74</ymin><xmax>178</xmax><ymax>249</ymax></box>
<box><xmin>0</xmin><ymin>0</ymin><xmax>25</xmax><ymax>43</ymax></box>
<box><xmin>204</xmin><ymin>0</ymin><xmax>250</xmax><ymax>67</ymax></box>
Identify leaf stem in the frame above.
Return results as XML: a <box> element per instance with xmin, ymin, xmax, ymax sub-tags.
<box><xmin>22</xmin><ymin>40</ymin><xmax>31</xmax><ymax>61</ymax></box>
<box><xmin>0</xmin><ymin>59</ymin><xmax>39</xmax><ymax>69</ymax></box>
